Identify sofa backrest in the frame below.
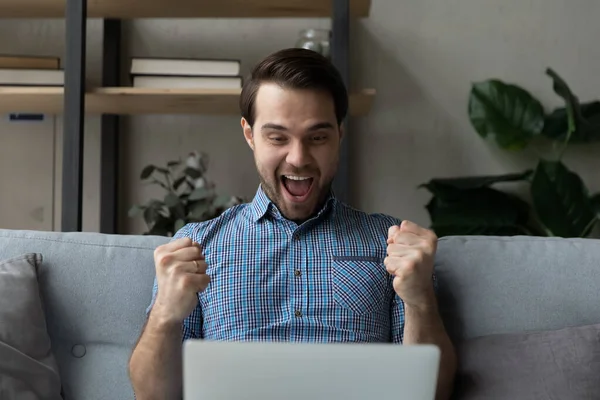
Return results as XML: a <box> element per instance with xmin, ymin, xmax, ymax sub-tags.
<box><xmin>0</xmin><ymin>229</ymin><xmax>169</xmax><ymax>400</ymax></box>
<box><xmin>435</xmin><ymin>235</ymin><xmax>600</xmax><ymax>343</ymax></box>
<box><xmin>2</xmin><ymin>228</ymin><xmax>600</xmax><ymax>399</ymax></box>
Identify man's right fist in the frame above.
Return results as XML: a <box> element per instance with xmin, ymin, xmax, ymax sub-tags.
<box><xmin>150</xmin><ymin>237</ymin><xmax>210</xmax><ymax>326</ymax></box>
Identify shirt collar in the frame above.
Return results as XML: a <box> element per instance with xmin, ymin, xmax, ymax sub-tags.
<box><xmin>249</xmin><ymin>184</ymin><xmax>337</xmax><ymax>223</ymax></box>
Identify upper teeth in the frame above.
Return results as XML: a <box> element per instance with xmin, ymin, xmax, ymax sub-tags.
<box><xmin>285</xmin><ymin>175</ymin><xmax>310</xmax><ymax>181</ymax></box>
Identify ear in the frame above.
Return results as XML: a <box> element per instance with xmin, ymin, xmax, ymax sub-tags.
<box><xmin>241</xmin><ymin>117</ymin><xmax>254</xmax><ymax>150</ymax></box>
<box><xmin>338</xmin><ymin>123</ymin><xmax>345</xmax><ymax>143</ymax></box>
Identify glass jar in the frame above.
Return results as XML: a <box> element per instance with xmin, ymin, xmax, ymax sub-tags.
<box><xmin>295</xmin><ymin>29</ymin><xmax>331</xmax><ymax>59</ymax></box>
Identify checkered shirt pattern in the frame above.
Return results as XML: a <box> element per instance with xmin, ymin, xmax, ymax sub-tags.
<box><xmin>147</xmin><ymin>185</ymin><xmax>411</xmax><ymax>343</ymax></box>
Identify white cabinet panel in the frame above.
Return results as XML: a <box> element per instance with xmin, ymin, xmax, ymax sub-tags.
<box><xmin>0</xmin><ymin>116</ymin><xmax>56</xmax><ymax>231</ymax></box>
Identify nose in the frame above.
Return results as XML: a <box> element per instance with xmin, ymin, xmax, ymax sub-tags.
<box><xmin>285</xmin><ymin>141</ymin><xmax>311</xmax><ymax>169</ymax></box>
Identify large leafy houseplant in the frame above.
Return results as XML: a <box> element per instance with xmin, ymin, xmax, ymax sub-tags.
<box><xmin>129</xmin><ymin>151</ymin><xmax>243</xmax><ymax>236</ymax></box>
<box><xmin>421</xmin><ymin>68</ymin><xmax>600</xmax><ymax>237</ymax></box>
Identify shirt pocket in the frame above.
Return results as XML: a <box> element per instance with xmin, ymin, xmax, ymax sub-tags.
<box><xmin>331</xmin><ymin>255</ymin><xmax>390</xmax><ymax>315</ymax></box>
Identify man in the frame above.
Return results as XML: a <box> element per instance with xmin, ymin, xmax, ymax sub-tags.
<box><xmin>129</xmin><ymin>48</ymin><xmax>456</xmax><ymax>400</ymax></box>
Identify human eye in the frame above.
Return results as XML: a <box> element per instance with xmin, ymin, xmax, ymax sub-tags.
<box><xmin>312</xmin><ymin>132</ymin><xmax>330</xmax><ymax>143</ymax></box>
<box><xmin>268</xmin><ymin>134</ymin><xmax>287</xmax><ymax>144</ymax></box>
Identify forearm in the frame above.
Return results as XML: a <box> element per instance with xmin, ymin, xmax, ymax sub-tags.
<box><xmin>129</xmin><ymin>312</ymin><xmax>184</xmax><ymax>400</ymax></box>
<box><xmin>403</xmin><ymin>298</ymin><xmax>456</xmax><ymax>400</ymax></box>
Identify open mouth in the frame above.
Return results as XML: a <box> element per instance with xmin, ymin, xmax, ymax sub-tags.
<box><xmin>281</xmin><ymin>175</ymin><xmax>314</xmax><ymax>202</ymax></box>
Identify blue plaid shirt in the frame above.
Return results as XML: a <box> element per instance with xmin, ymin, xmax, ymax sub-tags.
<box><xmin>148</xmin><ymin>186</ymin><xmax>408</xmax><ymax>343</ymax></box>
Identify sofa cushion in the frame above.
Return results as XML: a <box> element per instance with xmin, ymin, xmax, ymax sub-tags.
<box><xmin>0</xmin><ymin>229</ymin><xmax>169</xmax><ymax>400</ymax></box>
<box><xmin>452</xmin><ymin>322</ymin><xmax>600</xmax><ymax>399</ymax></box>
<box><xmin>434</xmin><ymin>236</ymin><xmax>600</xmax><ymax>342</ymax></box>
<box><xmin>0</xmin><ymin>253</ymin><xmax>62</xmax><ymax>400</ymax></box>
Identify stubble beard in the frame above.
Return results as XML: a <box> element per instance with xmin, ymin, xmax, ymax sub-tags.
<box><xmin>257</xmin><ymin>165</ymin><xmax>333</xmax><ymax>222</ymax></box>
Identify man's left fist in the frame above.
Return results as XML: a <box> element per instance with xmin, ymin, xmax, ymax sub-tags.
<box><xmin>385</xmin><ymin>220</ymin><xmax>438</xmax><ymax>309</ymax></box>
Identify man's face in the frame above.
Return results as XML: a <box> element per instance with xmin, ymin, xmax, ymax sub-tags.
<box><xmin>242</xmin><ymin>82</ymin><xmax>343</xmax><ymax>222</ymax></box>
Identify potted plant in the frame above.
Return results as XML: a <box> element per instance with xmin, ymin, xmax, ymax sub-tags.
<box><xmin>129</xmin><ymin>151</ymin><xmax>244</xmax><ymax>236</ymax></box>
<box><xmin>420</xmin><ymin>68</ymin><xmax>600</xmax><ymax>237</ymax></box>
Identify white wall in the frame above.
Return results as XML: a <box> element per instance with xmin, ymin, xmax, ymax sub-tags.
<box><xmin>351</xmin><ymin>0</ymin><xmax>600</xmax><ymax>226</ymax></box>
<box><xmin>2</xmin><ymin>0</ymin><xmax>599</xmax><ymax>233</ymax></box>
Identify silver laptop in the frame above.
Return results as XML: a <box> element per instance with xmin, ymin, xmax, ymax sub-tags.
<box><xmin>183</xmin><ymin>340</ymin><xmax>440</xmax><ymax>400</ymax></box>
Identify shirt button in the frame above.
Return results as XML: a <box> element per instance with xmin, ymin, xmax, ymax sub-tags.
<box><xmin>294</xmin><ymin>269</ymin><xmax>301</xmax><ymax>277</ymax></box>
<box><xmin>294</xmin><ymin>310</ymin><xmax>302</xmax><ymax>317</ymax></box>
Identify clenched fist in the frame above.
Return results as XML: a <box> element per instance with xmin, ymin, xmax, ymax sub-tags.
<box><xmin>384</xmin><ymin>220</ymin><xmax>437</xmax><ymax>309</ymax></box>
<box><xmin>150</xmin><ymin>237</ymin><xmax>210</xmax><ymax>325</ymax></box>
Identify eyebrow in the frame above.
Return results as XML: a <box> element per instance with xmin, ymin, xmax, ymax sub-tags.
<box><xmin>260</xmin><ymin>122</ymin><xmax>334</xmax><ymax>132</ymax></box>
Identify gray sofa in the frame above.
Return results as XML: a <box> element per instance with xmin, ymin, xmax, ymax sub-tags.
<box><xmin>1</xmin><ymin>229</ymin><xmax>599</xmax><ymax>399</ymax></box>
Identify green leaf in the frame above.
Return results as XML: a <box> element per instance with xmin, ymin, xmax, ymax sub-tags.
<box><xmin>421</xmin><ymin>171</ymin><xmax>532</xmax><ymax>192</ymax></box>
<box><xmin>421</xmin><ymin>177</ymin><xmax>538</xmax><ymax>236</ymax></box>
<box><xmin>530</xmin><ymin>160</ymin><xmax>597</xmax><ymax>237</ymax></box>
<box><xmin>128</xmin><ymin>205</ymin><xmax>144</xmax><ymax>218</ymax></box>
<box><xmin>189</xmin><ymin>187</ymin><xmax>210</xmax><ymax>201</ymax></box>
<box><xmin>424</xmin><ymin>185</ymin><xmax>535</xmax><ymax>237</ymax></box>
<box><xmin>140</xmin><ymin>165</ymin><xmax>156</xmax><ymax>180</ymax></box>
<box><xmin>149</xmin><ymin>178</ymin><xmax>169</xmax><ymax>191</ymax></box>
<box><xmin>189</xmin><ymin>201</ymin><xmax>210</xmax><ymax>220</ymax></box>
<box><xmin>140</xmin><ymin>199</ymin><xmax>165</xmax><ymax>226</ymax></box>
<box><xmin>143</xmin><ymin>206</ymin><xmax>160</xmax><ymax>226</ymax></box>
<box><xmin>146</xmin><ymin>199</ymin><xmax>165</xmax><ymax>210</ymax></box>
<box><xmin>213</xmin><ymin>194</ymin><xmax>232</xmax><ymax>208</ymax></box>
<box><xmin>184</xmin><ymin>167</ymin><xmax>202</xmax><ymax>179</ymax></box>
<box><xmin>185</xmin><ymin>179</ymin><xmax>196</xmax><ymax>190</ymax></box>
<box><xmin>542</xmin><ymin>101</ymin><xmax>600</xmax><ymax>143</ymax></box>
<box><xmin>591</xmin><ymin>193</ymin><xmax>600</xmax><ymax>217</ymax></box>
<box><xmin>164</xmin><ymin>192</ymin><xmax>181</xmax><ymax>208</ymax></box>
<box><xmin>174</xmin><ymin>219</ymin><xmax>186</xmax><ymax>232</ymax></box>
<box><xmin>543</xmin><ymin>68</ymin><xmax>600</xmax><ymax>145</ymax></box>
<box><xmin>147</xmin><ymin>214</ymin><xmax>172</xmax><ymax>236</ymax></box>
<box><xmin>468</xmin><ymin>79</ymin><xmax>545</xmax><ymax>150</ymax></box>
<box><xmin>173</xmin><ymin>176</ymin><xmax>187</xmax><ymax>191</ymax></box>
<box><xmin>545</xmin><ymin>68</ymin><xmax>577</xmax><ymax>137</ymax></box>
<box><xmin>162</xmin><ymin>193</ymin><xmax>185</xmax><ymax>220</ymax></box>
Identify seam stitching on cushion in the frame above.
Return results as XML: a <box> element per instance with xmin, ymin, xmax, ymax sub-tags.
<box><xmin>0</xmin><ymin>232</ymin><xmax>159</xmax><ymax>251</ymax></box>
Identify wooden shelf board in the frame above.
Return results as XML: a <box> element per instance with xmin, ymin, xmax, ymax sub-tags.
<box><xmin>0</xmin><ymin>0</ymin><xmax>371</xmax><ymax>18</ymax></box>
<box><xmin>91</xmin><ymin>87</ymin><xmax>242</xmax><ymax>114</ymax></box>
<box><xmin>0</xmin><ymin>87</ymin><xmax>65</xmax><ymax>114</ymax></box>
<box><xmin>0</xmin><ymin>87</ymin><xmax>375</xmax><ymax>116</ymax></box>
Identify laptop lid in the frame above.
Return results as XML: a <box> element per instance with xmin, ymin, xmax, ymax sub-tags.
<box><xmin>183</xmin><ymin>340</ymin><xmax>440</xmax><ymax>400</ymax></box>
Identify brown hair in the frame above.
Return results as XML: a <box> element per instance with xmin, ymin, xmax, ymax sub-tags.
<box><xmin>239</xmin><ymin>48</ymin><xmax>348</xmax><ymax>127</ymax></box>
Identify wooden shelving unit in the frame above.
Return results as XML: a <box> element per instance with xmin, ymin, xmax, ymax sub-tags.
<box><xmin>0</xmin><ymin>0</ymin><xmax>371</xmax><ymax>18</ymax></box>
<box><xmin>1</xmin><ymin>0</ymin><xmax>373</xmax><ymax>233</ymax></box>
<box><xmin>0</xmin><ymin>87</ymin><xmax>375</xmax><ymax>116</ymax></box>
